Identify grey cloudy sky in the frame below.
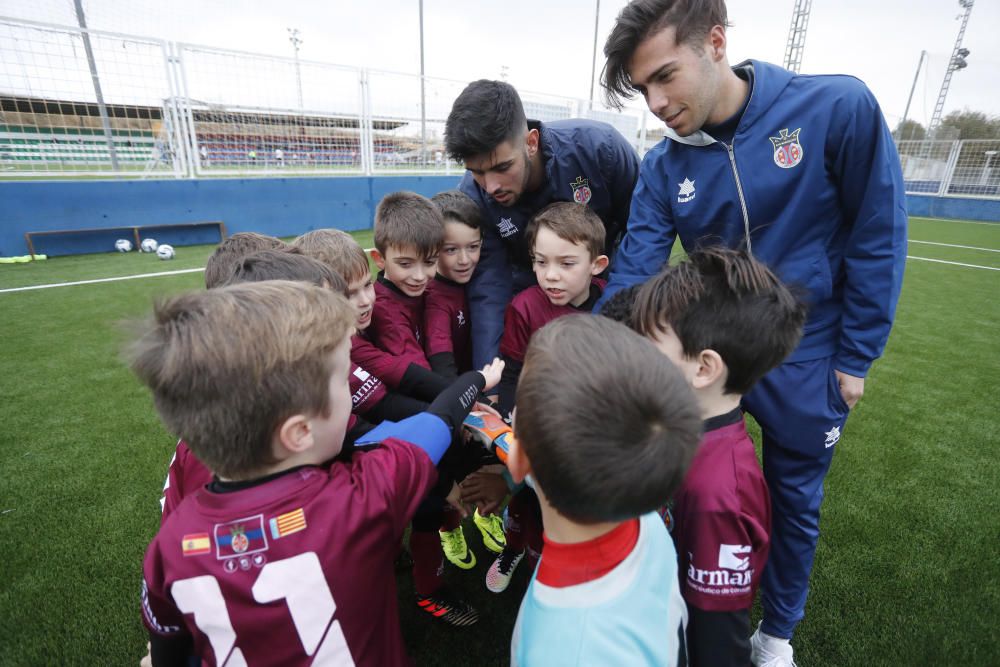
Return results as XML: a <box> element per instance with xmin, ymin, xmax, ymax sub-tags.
<box><xmin>4</xmin><ymin>0</ymin><xmax>999</xmax><ymax>128</ymax></box>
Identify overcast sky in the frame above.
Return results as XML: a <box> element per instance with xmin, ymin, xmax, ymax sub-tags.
<box><xmin>3</xmin><ymin>0</ymin><xmax>999</xmax><ymax>129</ymax></box>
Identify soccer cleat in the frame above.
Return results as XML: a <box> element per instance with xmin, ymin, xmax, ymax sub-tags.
<box><xmin>439</xmin><ymin>525</ymin><xmax>476</xmax><ymax>569</ymax></box>
<box><xmin>750</xmin><ymin>623</ymin><xmax>798</xmax><ymax>667</ymax></box>
<box><xmin>415</xmin><ymin>588</ymin><xmax>479</xmax><ymax>627</ymax></box>
<box><xmin>473</xmin><ymin>509</ymin><xmax>507</xmax><ymax>553</ymax></box>
<box><xmin>485</xmin><ymin>547</ymin><xmax>525</xmax><ymax>593</ymax></box>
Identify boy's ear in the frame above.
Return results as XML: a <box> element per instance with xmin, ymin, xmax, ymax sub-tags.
<box><xmin>692</xmin><ymin>349</ymin><xmax>727</xmax><ymax>391</ymax></box>
<box><xmin>369</xmin><ymin>249</ymin><xmax>386</xmax><ymax>271</ymax></box>
<box><xmin>505</xmin><ymin>433</ymin><xmax>532</xmax><ymax>484</ymax></box>
<box><xmin>275</xmin><ymin>413</ymin><xmax>314</xmax><ymax>457</ymax></box>
<box><xmin>590</xmin><ymin>254</ymin><xmax>609</xmax><ymax>276</ymax></box>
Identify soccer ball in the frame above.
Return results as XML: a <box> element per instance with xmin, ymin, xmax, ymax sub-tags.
<box><xmin>156</xmin><ymin>244</ymin><xmax>176</xmax><ymax>260</ymax></box>
<box><xmin>140</xmin><ymin>238</ymin><xmax>159</xmax><ymax>253</ymax></box>
<box><xmin>114</xmin><ymin>239</ymin><xmax>133</xmax><ymax>252</ymax></box>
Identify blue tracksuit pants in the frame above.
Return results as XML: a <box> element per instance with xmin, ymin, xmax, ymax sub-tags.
<box><xmin>742</xmin><ymin>355</ymin><xmax>852</xmax><ymax>639</ymax></box>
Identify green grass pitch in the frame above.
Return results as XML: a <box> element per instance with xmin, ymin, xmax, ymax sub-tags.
<box><xmin>0</xmin><ymin>218</ymin><xmax>998</xmax><ymax>665</ymax></box>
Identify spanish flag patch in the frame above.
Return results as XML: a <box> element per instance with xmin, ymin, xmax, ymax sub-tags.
<box><xmin>181</xmin><ymin>533</ymin><xmax>211</xmax><ymax>556</ymax></box>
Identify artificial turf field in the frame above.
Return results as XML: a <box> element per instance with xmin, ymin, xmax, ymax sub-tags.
<box><xmin>1</xmin><ymin>217</ymin><xmax>998</xmax><ymax>665</ymax></box>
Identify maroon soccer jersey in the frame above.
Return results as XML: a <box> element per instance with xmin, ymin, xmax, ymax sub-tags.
<box><xmin>160</xmin><ymin>441</ymin><xmax>212</xmax><ymax>525</ymax></box>
<box><xmin>349</xmin><ymin>363</ymin><xmax>387</xmax><ymax>415</ymax></box>
<box><xmin>499</xmin><ymin>279</ymin><xmax>605</xmax><ymax>362</ymax></box>
<box><xmin>423</xmin><ymin>275</ymin><xmax>472</xmax><ymax>373</ymax></box>
<box><xmin>671</xmin><ymin>409</ymin><xmax>771</xmax><ymax>612</ymax></box>
<box><xmin>142</xmin><ymin>438</ymin><xmax>438</xmax><ymax>666</ymax></box>
<box><xmin>353</xmin><ymin>276</ymin><xmax>429</xmax><ymax>389</ymax></box>
<box><xmin>159</xmin><ymin>415</ymin><xmax>363</xmax><ymax>523</ymax></box>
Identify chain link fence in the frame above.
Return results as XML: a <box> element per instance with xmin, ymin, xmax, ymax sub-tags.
<box><xmin>2</xmin><ymin>16</ymin><xmax>998</xmax><ymax>200</ymax></box>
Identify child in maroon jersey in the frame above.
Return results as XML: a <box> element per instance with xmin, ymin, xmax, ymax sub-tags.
<box><xmin>158</xmin><ymin>248</ymin><xmax>376</xmax><ymax>525</ymax></box>
<box><xmin>424</xmin><ymin>190</ymin><xmax>482</xmax><ymax>380</ymax></box>
<box><xmin>496</xmin><ymin>202</ymin><xmax>609</xmax><ymax>415</ymax></box>
<box><xmin>293</xmin><ymin>229</ymin><xmax>428</xmax><ymax>423</ymax></box>
<box><xmin>424</xmin><ymin>191</ymin><xmax>510</xmax><ymax>563</ymax></box>
<box><xmin>132</xmin><ymin>280</ymin><xmax>503</xmax><ymax>666</ymax></box>
<box><xmin>367</xmin><ymin>192</ymin><xmax>444</xmax><ymax>394</ymax></box>
<box><xmin>366</xmin><ymin>191</ymin><xmax>492</xmax><ymax>623</ymax></box>
<box><xmin>632</xmin><ymin>247</ymin><xmax>807</xmax><ymax>667</ymax></box>
<box><xmin>483</xmin><ymin>202</ymin><xmax>609</xmax><ymax>594</ymax></box>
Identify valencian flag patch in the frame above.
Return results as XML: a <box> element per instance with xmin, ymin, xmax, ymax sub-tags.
<box><xmin>181</xmin><ymin>533</ymin><xmax>211</xmax><ymax>556</ymax></box>
<box><xmin>269</xmin><ymin>508</ymin><xmax>307</xmax><ymax>539</ymax></box>
<box><xmin>213</xmin><ymin>515</ymin><xmax>268</xmax><ymax>558</ymax></box>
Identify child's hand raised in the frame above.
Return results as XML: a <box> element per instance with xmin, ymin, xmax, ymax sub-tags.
<box><xmin>478</xmin><ymin>357</ymin><xmax>505</xmax><ymax>393</ymax></box>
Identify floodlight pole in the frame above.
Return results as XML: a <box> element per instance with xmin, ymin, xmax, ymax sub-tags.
<box><xmin>73</xmin><ymin>0</ymin><xmax>120</xmax><ymax>171</ymax></box>
<box><xmin>288</xmin><ymin>28</ymin><xmax>304</xmax><ymax>110</ymax></box>
<box><xmin>927</xmin><ymin>0</ymin><xmax>974</xmax><ymax>138</ymax></box>
<box><xmin>419</xmin><ymin>0</ymin><xmax>427</xmax><ymax>165</ymax></box>
<box><xmin>589</xmin><ymin>0</ymin><xmax>600</xmax><ymax>111</ymax></box>
<box><xmin>900</xmin><ymin>50</ymin><xmax>927</xmax><ymax>140</ymax></box>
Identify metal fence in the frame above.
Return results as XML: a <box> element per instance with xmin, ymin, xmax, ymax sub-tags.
<box><xmin>2</xmin><ymin>17</ymin><xmax>998</xmax><ymax>200</ymax></box>
<box><xmin>0</xmin><ymin>17</ymin><xmax>653</xmax><ymax>179</ymax></box>
<box><xmin>897</xmin><ymin>139</ymin><xmax>1000</xmax><ymax>198</ymax></box>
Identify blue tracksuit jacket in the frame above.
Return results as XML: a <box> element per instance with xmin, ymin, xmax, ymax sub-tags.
<box><xmin>598</xmin><ymin>60</ymin><xmax>907</xmax><ymax>377</ymax></box>
<box><xmin>460</xmin><ymin>119</ymin><xmax>639</xmax><ymax>369</ymax></box>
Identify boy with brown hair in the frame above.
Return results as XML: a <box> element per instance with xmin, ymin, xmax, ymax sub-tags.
<box><xmin>632</xmin><ymin>247</ymin><xmax>807</xmax><ymax>667</ymax></box>
<box><xmin>480</xmin><ymin>201</ymin><xmax>611</xmax><ymax>593</ymax></box>
<box><xmin>203</xmin><ymin>231</ymin><xmax>286</xmax><ymax>288</ymax></box>
<box><xmin>292</xmin><ymin>229</ymin><xmax>432</xmax><ymax>424</ymax></box>
<box><xmin>506</xmin><ymin>315</ymin><xmax>702</xmax><ymax>665</ymax></box>
<box><xmin>424</xmin><ymin>190</ymin><xmax>483</xmax><ymax>381</ymax></box>
<box><xmin>497</xmin><ymin>201</ymin><xmax>609</xmax><ymax>414</ymax></box>
<box><xmin>365</xmin><ymin>191</ymin><xmax>492</xmax><ymax>622</ymax></box>
<box><xmin>133</xmin><ymin>280</ymin><xmax>502</xmax><ymax>666</ymax></box>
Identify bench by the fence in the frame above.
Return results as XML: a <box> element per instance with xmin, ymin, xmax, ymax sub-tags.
<box><xmin>24</xmin><ymin>221</ymin><xmax>227</xmax><ymax>260</ymax></box>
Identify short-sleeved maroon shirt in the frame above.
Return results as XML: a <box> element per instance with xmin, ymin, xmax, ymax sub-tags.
<box><xmin>499</xmin><ymin>279</ymin><xmax>604</xmax><ymax>363</ymax></box>
<box><xmin>143</xmin><ymin>438</ymin><xmax>438</xmax><ymax>666</ymax></box>
<box><xmin>671</xmin><ymin>409</ymin><xmax>771</xmax><ymax>612</ymax></box>
<box><xmin>353</xmin><ymin>275</ymin><xmax>429</xmax><ymax>389</ymax></box>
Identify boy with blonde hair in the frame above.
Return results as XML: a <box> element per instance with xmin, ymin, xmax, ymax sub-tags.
<box><xmin>133</xmin><ymin>280</ymin><xmax>502</xmax><ymax>665</ymax></box>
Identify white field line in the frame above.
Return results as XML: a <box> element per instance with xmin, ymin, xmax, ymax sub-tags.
<box><xmin>0</xmin><ymin>268</ymin><xmax>204</xmax><ymax>294</ymax></box>
<box><xmin>4</xmin><ymin>248</ymin><xmax>993</xmax><ymax>295</ymax></box>
<box><xmin>906</xmin><ymin>256</ymin><xmax>1000</xmax><ymax>271</ymax></box>
<box><xmin>911</xmin><ymin>218</ymin><xmax>1000</xmax><ymax>226</ymax></box>
<box><xmin>0</xmin><ymin>248</ymin><xmax>378</xmax><ymax>295</ymax></box>
<box><xmin>909</xmin><ymin>240</ymin><xmax>1000</xmax><ymax>253</ymax></box>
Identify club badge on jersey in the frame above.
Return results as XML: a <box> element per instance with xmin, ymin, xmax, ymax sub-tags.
<box><xmin>770</xmin><ymin>128</ymin><xmax>804</xmax><ymax>169</ymax></box>
<box><xmin>570</xmin><ymin>176</ymin><xmax>592</xmax><ymax>205</ymax></box>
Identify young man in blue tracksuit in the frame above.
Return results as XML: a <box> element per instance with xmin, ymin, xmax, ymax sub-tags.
<box><xmin>444</xmin><ymin>80</ymin><xmax>639</xmax><ymax>370</ymax></box>
<box><xmin>599</xmin><ymin>1</ymin><xmax>907</xmax><ymax>665</ymax></box>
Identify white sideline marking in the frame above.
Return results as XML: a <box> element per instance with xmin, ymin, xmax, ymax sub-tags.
<box><xmin>907</xmin><ymin>256</ymin><xmax>1000</xmax><ymax>272</ymax></box>
<box><xmin>909</xmin><ymin>240</ymin><xmax>1000</xmax><ymax>253</ymax></box>
<box><xmin>912</xmin><ymin>218</ymin><xmax>1000</xmax><ymax>227</ymax></box>
<box><xmin>0</xmin><ymin>247</ymin><xmax>376</xmax><ymax>294</ymax></box>
<box><xmin>0</xmin><ymin>268</ymin><xmax>204</xmax><ymax>294</ymax></box>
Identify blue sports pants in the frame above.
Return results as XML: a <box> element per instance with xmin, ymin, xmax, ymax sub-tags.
<box><xmin>742</xmin><ymin>355</ymin><xmax>852</xmax><ymax>640</ymax></box>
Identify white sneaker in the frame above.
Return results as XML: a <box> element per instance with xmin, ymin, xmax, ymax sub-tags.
<box><xmin>750</xmin><ymin>622</ymin><xmax>798</xmax><ymax>667</ymax></box>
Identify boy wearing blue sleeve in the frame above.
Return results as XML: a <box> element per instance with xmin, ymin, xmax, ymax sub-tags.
<box><xmin>504</xmin><ymin>315</ymin><xmax>702</xmax><ymax>666</ymax></box>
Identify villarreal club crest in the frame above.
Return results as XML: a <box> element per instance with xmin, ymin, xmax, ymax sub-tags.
<box><xmin>570</xmin><ymin>176</ymin><xmax>592</xmax><ymax>205</ymax></box>
<box><xmin>769</xmin><ymin>128</ymin><xmax>803</xmax><ymax>169</ymax></box>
